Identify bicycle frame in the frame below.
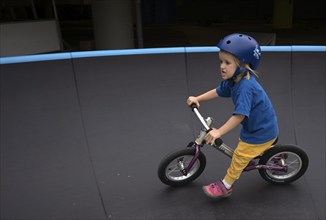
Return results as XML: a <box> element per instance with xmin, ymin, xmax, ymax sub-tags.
<box><xmin>182</xmin><ymin>106</ymin><xmax>287</xmax><ymax>176</ymax></box>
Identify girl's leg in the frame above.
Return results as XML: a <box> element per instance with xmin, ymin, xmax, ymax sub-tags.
<box><xmin>223</xmin><ymin>138</ymin><xmax>276</xmax><ymax>186</ymax></box>
<box><xmin>202</xmin><ymin>138</ymin><xmax>277</xmax><ymax>198</ymax></box>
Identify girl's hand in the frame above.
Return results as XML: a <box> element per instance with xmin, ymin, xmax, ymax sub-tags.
<box><xmin>187</xmin><ymin>96</ymin><xmax>200</xmax><ymax>107</ymax></box>
<box><xmin>205</xmin><ymin>128</ymin><xmax>221</xmax><ymax>145</ymax></box>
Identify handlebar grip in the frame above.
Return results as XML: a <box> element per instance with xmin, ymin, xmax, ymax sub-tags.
<box><xmin>214</xmin><ymin>138</ymin><xmax>223</xmax><ymax>147</ymax></box>
<box><xmin>190</xmin><ymin>104</ymin><xmax>198</xmax><ymax>111</ymax></box>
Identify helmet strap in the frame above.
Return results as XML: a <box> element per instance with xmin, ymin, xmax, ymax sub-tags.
<box><xmin>231</xmin><ymin>60</ymin><xmax>248</xmax><ymax>81</ymax></box>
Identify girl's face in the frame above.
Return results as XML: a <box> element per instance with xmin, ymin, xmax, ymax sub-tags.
<box><xmin>218</xmin><ymin>51</ymin><xmax>239</xmax><ymax>80</ymax></box>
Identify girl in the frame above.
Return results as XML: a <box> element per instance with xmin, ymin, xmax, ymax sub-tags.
<box><xmin>187</xmin><ymin>33</ymin><xmax>279</xmax><ymax>199</ymax></box>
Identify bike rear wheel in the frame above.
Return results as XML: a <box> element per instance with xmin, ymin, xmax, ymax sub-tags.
<box><xmin>259</xmin><ymin>145</ymin><xmax>309</xmax><ymax>184</ymax></box>
<box><xmin>158</xmin><ymin>148</ymin><xmax>206</xmax><ymax>186</ymax></box>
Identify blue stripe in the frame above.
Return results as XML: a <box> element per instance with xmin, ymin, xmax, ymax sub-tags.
<box><xmin>261</xmin><ymin>46</ymin><xmax>292</xmax><ymax>52</ymax></box>
<box><xmin>1</xmin><ymin>46</ymin><xmax>325</xmax><ymax>64</ymax></box>
<box><xmin>0</xmin><ymin>53</ymin><xmax>71</xmax><ymax>64</ymax></box>
<box><xmin>291</xmin><ymin>46</ymin><xmax>326</xmax><ymax>52</ymax></box>
<box><xmin>260</xmin><ymin>46</ymin><xmax>326</xmax><ymax>52</ymax></box>
<box><xmin>185</xmin><ymin>47</ymin><xmax>219</xmax><ymax>53</ymax></box>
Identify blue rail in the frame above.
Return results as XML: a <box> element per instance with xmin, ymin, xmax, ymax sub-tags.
<box><xmin>1</xmin><ymin>46</ymin><xmax>325</xmax><ymax>65</ymax></box>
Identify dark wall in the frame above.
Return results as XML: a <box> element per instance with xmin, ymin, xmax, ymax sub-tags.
<box><xmin>141</xmin><ymin>0</ymin><xmax>326</xmax><ymax>24</ymax></box>
<box><xmin>0</xmin><ymin>47</ymin><xmax>325</xmax><ymax>219</ymax></box>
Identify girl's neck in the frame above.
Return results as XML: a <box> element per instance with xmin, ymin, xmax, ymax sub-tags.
<box><xmin>234</xmin><ymin>72</ymin><xmax>250</xmax><ymax>83</ymax></box>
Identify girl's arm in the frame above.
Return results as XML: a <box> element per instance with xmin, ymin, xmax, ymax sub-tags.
<box><xmin>187</xmin><ymin>89</ymin><xmax>219</xmax><ymax>107</ymax></box>
<box><xmin>205</xmin><ymin>114</ymin><xmax>245</xmax><ymax>145</ymax></box>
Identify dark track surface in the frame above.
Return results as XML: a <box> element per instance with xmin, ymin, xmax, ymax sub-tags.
<box><xmin>1</xmin><ymin>49</ymin><xmax>325</xmax><ymax>220</ymax></box>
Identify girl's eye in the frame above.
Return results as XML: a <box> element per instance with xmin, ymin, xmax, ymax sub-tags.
<box><xmin>220</xmin><ymin>59</ymin><xmax>232</xmax><ymax>65</ymax></box>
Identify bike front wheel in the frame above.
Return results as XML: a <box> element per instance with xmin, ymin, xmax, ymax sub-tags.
<box><xmin>158</xmin><ymin>148</ymin><xmax>206</xmax><ymax>186</ymax></box>
<box><xmin>259</xmin><ymin>145</ymin><xmax>309</xmax><ymax>185</ymax></box>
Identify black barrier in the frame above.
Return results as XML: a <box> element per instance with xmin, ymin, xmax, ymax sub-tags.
<box><xmin>0</xmin><ymin>59</ymin><xmax>107</xmax><ymax>219</ymax></box>
<box><xmin>0</xmin><ymin>46</ymin><xmax>325</xmax><ymax>220</ymax></box>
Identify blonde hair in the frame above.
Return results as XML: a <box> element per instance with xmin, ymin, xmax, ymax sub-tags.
<box><xmin>243</xmin><ymin>64</ymin><xmax>259</xmax><ymax>79</ymax></box>
<box><xmin>231</xmin><ymin>55</ymin><xmax>259</xmax><ymax>80</ymax></box>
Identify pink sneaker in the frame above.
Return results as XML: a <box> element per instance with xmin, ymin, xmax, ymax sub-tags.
<box><xmin>202</xmin><ymin>180</ymin><xmax>232</xmax><ymax>199</ymax></box>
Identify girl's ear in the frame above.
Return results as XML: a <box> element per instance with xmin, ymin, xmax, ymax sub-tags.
<box><xmin>239</xmin><ymin>63</ymin><xmax>247</xmax><ymax>70</ymax></box>
<box><xmin>242</xmin><ymin>63</ymin><xmax>250</xmax><ymax>69</ymax></box>
<box><xmin>243</xmin><ymin>63</ymin><xmax>259</xmax><ymax>78</ymax></box>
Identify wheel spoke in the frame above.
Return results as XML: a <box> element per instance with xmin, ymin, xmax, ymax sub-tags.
<box><xmin>167</xmin><ymin>166</ymin><xmax>179</xmax><ymax>175</ymax></box>
<box><xmin>165</xmin><ymin>155</ymin><xmax>200</xmax><ymax>181</ymax></box>
<box><xmin>266</xmin><ymin>151</ymin><xmax>302</xmax><ymax>180</ymax></box>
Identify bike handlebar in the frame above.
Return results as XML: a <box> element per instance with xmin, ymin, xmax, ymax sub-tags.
<box><xmin>189</xmin><ymin>104</ymin><xmax>224</xmax><ymax>147</ymax></box>
<box><xmin>190</xmin><ymin>104</ymin><xmax>210</xmax><ymax>130</ymax></box>
<box><xmin>190</xmin><ymin>103</ymin><xmax>198</xmax><ymax>112</ymax></box>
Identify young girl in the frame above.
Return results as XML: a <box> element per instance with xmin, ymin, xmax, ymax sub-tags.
<box><xmin>187</xmin><ymin>33</ymin><xmax>279</xmax><ymax>199</ymax></box>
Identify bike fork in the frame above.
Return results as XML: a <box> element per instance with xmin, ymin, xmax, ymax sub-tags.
<box><xmin>179</xmin><ymin>143</ymin><xmax>201</xmax><ymax>176</ymax></box>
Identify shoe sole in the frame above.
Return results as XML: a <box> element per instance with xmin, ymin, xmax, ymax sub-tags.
<box><xmin>202</xmin><ymin>187</ymin><xmax>232</xmax><ymax>199</ymax></box>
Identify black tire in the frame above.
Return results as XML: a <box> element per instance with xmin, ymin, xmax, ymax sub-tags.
<box><xmin>158</xmin><ymin>148</ymin><xmax>206</xmax><ymax>186</ymax></box>
<box><xmin>259</xmin><ymin>145</ymin><xmax>309</xmax><ymax>185</ymax></box>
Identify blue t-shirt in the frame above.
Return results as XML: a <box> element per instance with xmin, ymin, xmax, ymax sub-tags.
<box><xmin>216</xmin><ymin>77</ymin><xmax>279</xmax><ymax>144</ymax></box>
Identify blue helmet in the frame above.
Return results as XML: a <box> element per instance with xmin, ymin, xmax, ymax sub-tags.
<box><xmin>217</xmin><ymin>33</ymin><xmax>261</xmax><ymax>70</ymax></box>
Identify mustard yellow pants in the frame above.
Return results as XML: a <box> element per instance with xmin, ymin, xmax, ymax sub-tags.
<box><xmin>223</xmin><ymin>138</ymin><xmax>277</xmax><ymax>185</ymax></box>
